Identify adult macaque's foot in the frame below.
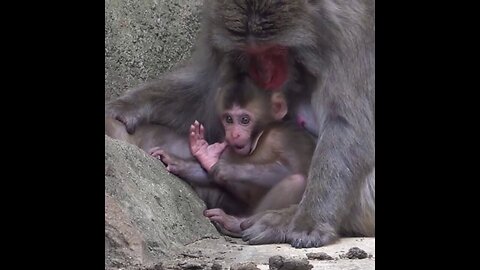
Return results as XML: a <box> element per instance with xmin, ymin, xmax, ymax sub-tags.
<box><xmin>241</xmin><ymin>205</ymin><xmax>338</xmax><ymax>248</ymax></box>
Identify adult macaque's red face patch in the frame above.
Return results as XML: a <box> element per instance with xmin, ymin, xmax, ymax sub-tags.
<box><xmin>247</xmin><ymin>45</ymin><xmax>288</xmax><ymax>91</ymax></box>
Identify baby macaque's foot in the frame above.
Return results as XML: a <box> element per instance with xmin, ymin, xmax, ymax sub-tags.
<box><xmin>204</xmin><ymin>208</ymin><xmax>246</xmax><ymax>234</ymax></box>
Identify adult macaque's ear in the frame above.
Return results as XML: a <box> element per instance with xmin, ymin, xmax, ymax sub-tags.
<box><xmin>271</xmin><ymin>92</ymin><xmax>288</xmax><ymax>120</ymax></box>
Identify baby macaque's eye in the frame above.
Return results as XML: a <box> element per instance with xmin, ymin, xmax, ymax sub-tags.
<box><xmin>240</xmin><ymin>115</ymin><xmax>250</xmax><ymax>125</ymax></box>
<box><xmin>225</xmin><ymin>114</ymin><xmax>233</xmax><ymax>124</ymax></box>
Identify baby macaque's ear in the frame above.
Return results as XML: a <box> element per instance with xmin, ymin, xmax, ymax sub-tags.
<box><xmin>271</xmin><ymin>92</ymin><xmax>288</xmax><ymax>120</ymax></box>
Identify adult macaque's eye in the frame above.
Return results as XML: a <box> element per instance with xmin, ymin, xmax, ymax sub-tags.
<box><xmin>240</xmin><ymin>115</ymin><xmax>250</xmax><ymax>125</ymax></box>
<box><xmin>225</xmin><ymin>114</ymin><xmax>233</xmax><ymax>124</ymax></box>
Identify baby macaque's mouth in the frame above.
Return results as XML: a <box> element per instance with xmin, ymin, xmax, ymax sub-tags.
<box><xmin>234</xmin><ymin>144</ymin><xmax>246</xmax><ymax>150</ymax></box>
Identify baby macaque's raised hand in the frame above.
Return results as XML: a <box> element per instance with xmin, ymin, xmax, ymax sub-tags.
<box><xmin>189</xmin><ymin>120</ymin><xmax>227</xmax><ymax>172</ymax></box>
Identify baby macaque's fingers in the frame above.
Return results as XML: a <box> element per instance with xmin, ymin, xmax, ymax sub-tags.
<box><xmin>190</xmin><ymin>124</ymin><xmax>196</xmax><ymax>136</ymax></box>
<box><xmin>190</xmin><ymin>122</ymin><xmax>199</xmax><ymax>143</ymax></box>
<box><xmin>200</xmin><ymin>124</ymin><xmax>205</xmax><ymax>139</ymax></box>
<box><xmin>208</xmin><ymin>216</ymin><xmax>224</xmax><ymax>223</ymax></box>
<box><xmin>150</xmin><ymin>149</ymin><xmax>165</xmax><ymax>159</ymax></box>
<box><xmin>218</xmin><ymin>141</ymin><xmax>228</xmax><ymax>149</ymax></box>
<box><xmin>212</xmin><ymin>143</ymin><xmax>227</xmax><ymax>154</ymax></box>
<box><xmin>212</xmin><ymin>142</ymin><xmax>227</xmax><ymax>153</ymax></box>
<box><xmin>193</xmin><ymin>120</ymin><xmax>202</xmax><ymax>140</ymax></box>
<box><xmin>189</xmin><ymin>131</ymin><xmax>196</xmax><ymax>144</ymax></box>
<box><xmin>204</xmin><ymin>208</ymin><xmax>225</xmax><ymax>217</ymax></box>
<box><xmin>148</xmin><ymin>146</ymin><xmax>162</xmax><ymax>155</ymax></box>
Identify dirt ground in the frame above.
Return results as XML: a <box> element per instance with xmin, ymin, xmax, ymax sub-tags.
<box><xmin>158</xmin><ymin>237</ymin><xmax>375</xmax><ymax>270</ymax></box>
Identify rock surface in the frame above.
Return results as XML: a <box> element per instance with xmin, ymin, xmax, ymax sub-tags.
<box><xmin>105</xmin><ymin>136</ymin><xmax>219</xmax><ymax>269</ymax></box>
<box><xmin>105</xmin><ymin>0</ymin><xmax>202</xmax><ymax>101</ymax></box>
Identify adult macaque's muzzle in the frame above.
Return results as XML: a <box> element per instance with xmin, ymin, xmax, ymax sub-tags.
<box><xmin>246</xmin><ymin>45</ymin><xmax>288</xmax><ymax>91</ymax></box>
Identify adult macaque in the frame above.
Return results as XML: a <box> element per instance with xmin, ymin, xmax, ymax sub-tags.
<box><xmin>106</xmin><ymin>0</ymin><xmax>375</xmax><ymax>247</ymax></box>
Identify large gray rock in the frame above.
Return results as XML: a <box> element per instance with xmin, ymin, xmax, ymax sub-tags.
<box><xmin>105</xmin><ymin>0</ymin><xmax>203</xmax><ymax>101</ymax></box>
<box><xmin>105</xmin><ymin>136</ymin><xmax>219</xmax><ymax>269</ymax></box>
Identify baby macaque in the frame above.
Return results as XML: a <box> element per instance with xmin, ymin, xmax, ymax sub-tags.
<box><xmin>186</xmin><ymin>77</ymin><xmax>316</xmax><ymax>234</ymax></box>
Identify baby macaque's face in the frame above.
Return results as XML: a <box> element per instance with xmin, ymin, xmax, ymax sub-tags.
<box><xmin>222</xmin><ymin>105</ymin><xmax>255</xmax><ymax>155</ymax></box>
